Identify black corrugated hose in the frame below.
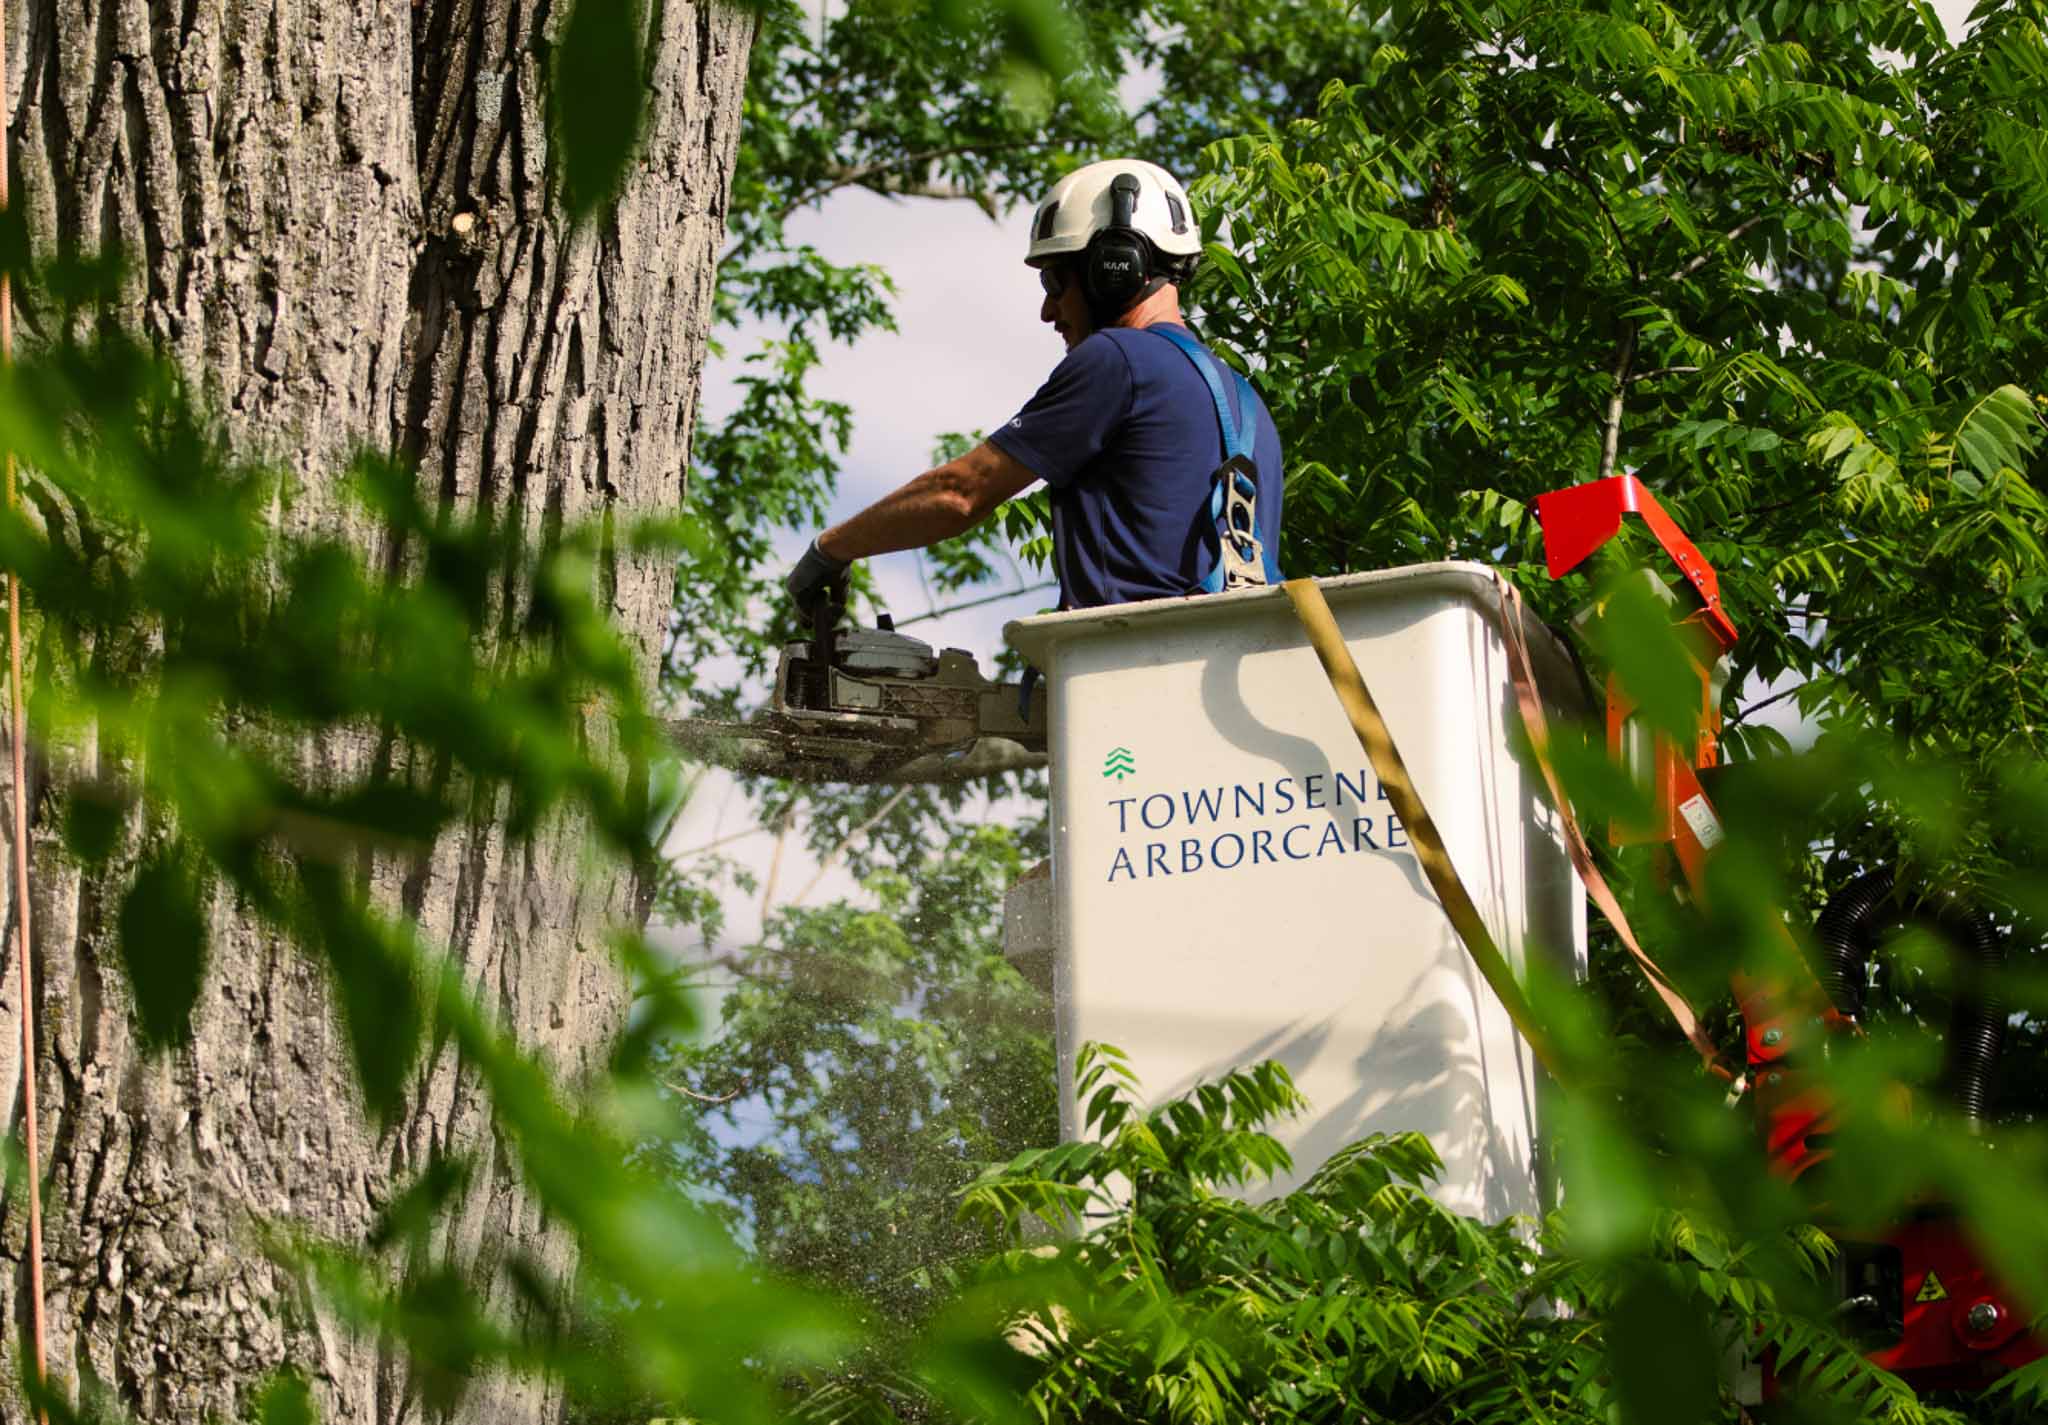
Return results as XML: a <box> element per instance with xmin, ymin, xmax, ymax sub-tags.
<box><xmin>1815</xmin><ymin>868</ymin><xmax>1896</xmax><ymax>1022</ymax></box>
<box><xmin>1813</xmin><ymin>869</ymin><xmax>2006</xmax><ymax>1125</ymax></box>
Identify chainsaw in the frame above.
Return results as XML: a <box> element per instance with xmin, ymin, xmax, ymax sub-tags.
<box><xmin>669</xmin><ymin>596</ymin><xmax>1047</xmax><ymax>784</ymax></box>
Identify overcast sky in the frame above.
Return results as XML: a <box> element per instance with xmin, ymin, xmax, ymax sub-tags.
<box><xmin>669</xmin><ymin>0</ymin><xmax>1983</xmax><ymax>956</ymax></box>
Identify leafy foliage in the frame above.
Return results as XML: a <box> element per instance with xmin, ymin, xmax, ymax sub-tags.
<box><xmin>934</xmin><ymin>1041</ymin><xmax>1993</xmax><ymax>1425</ymax></box>
<box><xmin>1187</xmin><ymin>0</ymin><xmax>2048</xmax><ymax>782</ymax></box>
<box><xmin>660</xmin><ymin>2</ymin><xmax>2048</xmax><ymax>1422</ymax></box>
<box><xmin>13</xmin><ymin>1</ymin><xmax>2048</xmax><ymax>1422</ymax></box>
<box><xmin>664</xmin><ymin>824</ymin><xmax>1056</xmax><ymax>1321</ymax></box>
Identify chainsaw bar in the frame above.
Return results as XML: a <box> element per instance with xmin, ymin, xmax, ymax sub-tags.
<box><xmin>669</xmin><ymin>712</ymin><xmax>933</xmax><ymax>782</ymax></box>
<box><xmin>668</xmin><ymin>715</ymin><xmax>1045</xmax><ymax>784</ymax></box>
<box><xmin>670</xmin><ymin>612</ymin><xmax>1046</xmax><ymax>784</ymax></box>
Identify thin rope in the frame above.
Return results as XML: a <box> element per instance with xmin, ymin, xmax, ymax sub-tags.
<box><xmin>0</xmin><ymin>0</ymin><xmax>52</xmax><ymax>1413</ymax></box>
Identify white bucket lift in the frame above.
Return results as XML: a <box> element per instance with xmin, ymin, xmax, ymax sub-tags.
<box><xmin>1003</xmin><ymin>562</ymin><xmax>1586</xmax><ymax>1223</ymax></box>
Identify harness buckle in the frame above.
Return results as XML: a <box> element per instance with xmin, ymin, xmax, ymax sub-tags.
<box><xmin>1215</xmin><ymin>454</ymin><xmax>1269</xmax><ymax>590</ymax></box>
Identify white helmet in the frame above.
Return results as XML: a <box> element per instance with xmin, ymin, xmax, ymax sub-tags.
<box><xmin>1024</xmin><ymin>158</ymin><xmax>1202</xmax><ymax>268</ymax></box>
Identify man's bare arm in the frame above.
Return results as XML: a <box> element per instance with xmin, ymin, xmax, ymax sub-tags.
<box><xmin>816</xmin><ymin>441</ymin><xmax>1039</xmax><ymax>562</ymax></box>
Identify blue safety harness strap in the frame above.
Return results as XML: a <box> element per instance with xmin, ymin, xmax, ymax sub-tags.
<box><xmin>1148</xmin><ymin>326</ymin><xmax>1284</xmax><ymax>591</ymax></box>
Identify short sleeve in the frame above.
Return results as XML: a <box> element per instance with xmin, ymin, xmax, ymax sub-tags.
<box><xmin>987</xmin><ymin>334</ymin><xmax>1134</xmax><ymax>489</ymax></box>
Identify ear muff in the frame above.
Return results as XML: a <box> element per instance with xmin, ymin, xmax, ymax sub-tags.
<box><xmin>1083</xmin><ymin>173</ymin><xmax>1153</xmax><ymax>317</ymax></box>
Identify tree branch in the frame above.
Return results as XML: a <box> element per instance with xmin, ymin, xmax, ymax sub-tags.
<box><xmin>761</xmin><ymin>806</ymin><xmax>794</xmax><ymax>917</ymax></box>
<box><xmin>662</xmin><ymin>1074</ymin><xmax>746</xmax><ymax>1105</ymax></box>
<box><xmin>1554</xmin><ymin>157</ymin><xmax>1643</xmax><ymax>284</ymax></box>
<box><xmin>1729</xmin><ymin>680</ymin><xmax>1810</xmax><ymax>726</ymax></box>
<box><xmin>1628</xmin><ymin>365</ymin><xmax>1701</xmax><ymax>384</ymax></box>
<box><xmin>895</xmin><ymin>579</ymin><xmax>1057</xmax><ymax>629</ymax></box>
<box><xmin>791</xmin><ymin>786</ymin><xmax>912</xmax><ymax>906</ymax></box>
<box><xmin>879</xmin><ymin>739</ymin><xmax>1045</xmax><ymax>784</ymax></box>
<box><xmin>701</xmin><ymin>951</ymin><xmax>758</xmax><ymax>980</ymax></box>
<box><xmin>671</xmin><ymin>822</ymin><xmax>771</xmax><ymax>859</ymax></box>
<box><xmin>1669</xmin><ymin>212</ymin><xmax>1769</xmax><ymax>282</ymax></box>
<box><xmin>774</xmin><ymin>139</ymin><xmax>1062</xmax><ymax>224</ymax></box>
<box><xmin>1598</xmin><ymin>320</ymin><xmax>1639</xmax><ymax>482</ymax></box>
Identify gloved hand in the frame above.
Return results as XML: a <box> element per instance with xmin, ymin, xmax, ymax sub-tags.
<box><xmin>785</xmin><ymin>536</ymin><xmax>850</xmax><ymax>617</ymax></box>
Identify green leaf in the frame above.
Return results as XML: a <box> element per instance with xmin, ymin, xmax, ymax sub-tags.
<box><xmin>297</xmin><ymin>865</ymin><xmax>424</xmax><ymax>1127</ymax></box>
<box><xmin>553</xmin><ymin>0</ymin><xmax>647</xmax><ymax>223</ymax></box>
<box><xmin>116</xmin><ymin>842</ymin><xmax>210</xmax><ymax>1052</ymax></box>
<box><xmin>61</xmin><ymin>782</ymin><xmax>131</xmax><ymax>865</ymax></box>
<box><xmin>1584</xmin><ymin>570</ymin><xmax>1706</xmax><ymax>746</ymax></box>
<box><xmin>367</xmin><ymin>1153</ymin><xmax>475</xmax><ymax>1252</ymax></box>
<box><xmin>1607</xmin><ymin>1267</ymin><xmax>1719</xmax><ymax>1425</ymax></box>
<box><xmin>252</xmin><ymin>1370</ymin><xmax>319</xmax><ymax>1425</ymax></box>
<box><xmin>1952</xmin><ymin>383</ymin><xmax>2043</xmax><ymax>483</ymax></box>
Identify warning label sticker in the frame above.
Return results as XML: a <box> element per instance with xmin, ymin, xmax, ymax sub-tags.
<box><xmin>1678</xmin><ymin>794</ymin><xmax>1725</xmax><ymax>851</ymax></box>
<box><xmin>1916</xmin><ymin>1271</ymin><xmax>1948</xmax><ymax>1304</ymax></box>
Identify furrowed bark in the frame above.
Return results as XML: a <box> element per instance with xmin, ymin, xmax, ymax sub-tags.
<box><xmin>0</xmin><ymin>2</ymin><xmax>751</xmax><ymax>1419</ymax></box>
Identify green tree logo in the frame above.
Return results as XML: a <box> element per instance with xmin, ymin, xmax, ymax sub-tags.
<box><xmin>1103</xmin><ymin>747</ymin><xmax>1135</xmax><ymax>781</ymax></box>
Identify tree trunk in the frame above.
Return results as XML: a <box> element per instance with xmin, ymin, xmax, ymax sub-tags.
<box><xmin>0</xmin><ymin>1</ymin><xmax>751</xmax><ymax>1419</ymax></box>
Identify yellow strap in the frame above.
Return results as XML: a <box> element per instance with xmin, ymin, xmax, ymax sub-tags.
<box><xmin>1283</xmin><ymin>578</ymin><xmax>1567</xmax><ymax>1083</ymax></box>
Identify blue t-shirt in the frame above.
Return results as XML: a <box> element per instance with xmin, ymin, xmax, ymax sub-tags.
<box><xmin>988</xmin><ymin>324</ymin><xmax>1284</xmax><ymax>609</ymax></box>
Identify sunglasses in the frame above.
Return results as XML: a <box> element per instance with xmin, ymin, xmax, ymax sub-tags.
<box><xmin>1038</xmin><ymin>264</ymin><xmax>1077</xmax><ymax>299</ymax></box>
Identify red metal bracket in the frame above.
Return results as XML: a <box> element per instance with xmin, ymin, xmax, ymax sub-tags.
<box><xmin>1535</xmin><ymin>473</ymin><xmax>1740</xmax><ymax>651</ymax></box>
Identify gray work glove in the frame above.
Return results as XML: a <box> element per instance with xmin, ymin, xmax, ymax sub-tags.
<box><xmin>785</xmin><ymin>536</ymin><xmax>850</xmax><ymax>617</ymax></box>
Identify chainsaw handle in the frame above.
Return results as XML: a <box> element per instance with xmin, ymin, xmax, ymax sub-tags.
<box><xmin>805</xmin><ymin>589</ymin><xmax>845</xmax><ymax>711</ymax></box>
